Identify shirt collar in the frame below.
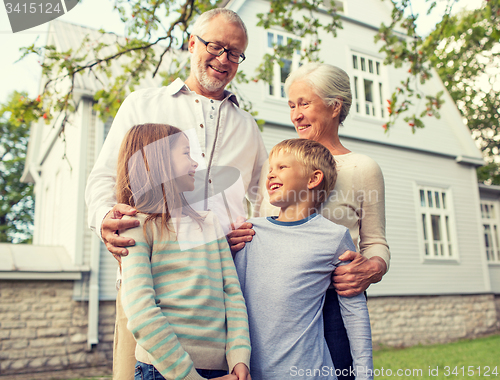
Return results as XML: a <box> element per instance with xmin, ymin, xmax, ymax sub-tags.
<box><xmin>267</xmin><ymin>213</ymin><xmax>319</xmax><ymax>226</ymax></box>
<box><xmin>167</xmin><ymin>78</ymin><xmax>240</xmax><ymax>107</ymax></box>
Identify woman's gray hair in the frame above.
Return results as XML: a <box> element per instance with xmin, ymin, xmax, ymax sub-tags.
<box><xmin>191</xmin><ymin>9</ymin><xmax>248</xmax><ymax>49</ymax></box>
<box><xmin>284</xmin><ymin>62</ymin><xmax>352</xmax><ymax>124</ymax></box>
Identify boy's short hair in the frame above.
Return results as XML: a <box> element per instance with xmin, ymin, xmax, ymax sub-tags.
<box><xmin>269</xmin><ymin>139</ymin><xmax>337</xmax><ymax>207</ymax></box>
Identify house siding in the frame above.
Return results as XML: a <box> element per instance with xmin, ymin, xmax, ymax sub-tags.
<box><xmin>490</xmin><ymin>266</ymin><xmax>500</xmax><ymax>293</ymax></box>
<box><xmin>34</xmin><ymin>103</ymin><xmax>85</xmax><ymax>261</ymax></box>
<box><xmin>479</xmin><ymin>187</ymin><xmax>500</xmax><ymax>293</ymax></box>
<box><xmin>74</xmin><ymin>101</ymin><xmax>119</xmax><ymax>302</ymax></box>
<box><xmin>342</xmin><ymin>138</ymin><xmax>486</xmax><ymax>296</ymax></box>
<box><xmin>82</xmin><ymin>100</ymin><xmax>97</xmax><ymax>269</ymax></box>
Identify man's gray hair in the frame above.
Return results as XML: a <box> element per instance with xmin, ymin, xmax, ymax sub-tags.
<box><xmin>284</xmin><ymin>62</ymin><xmax>352</xmax><ymax>124</ymax></box>
<box><xmin>191</xmin><ymin>8</ymin><xmax>248</xmax><ymax>49</ymax></box>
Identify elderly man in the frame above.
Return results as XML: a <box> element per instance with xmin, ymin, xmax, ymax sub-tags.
<box><xmin>85</xmin><ymin>8</ymin><xmax>266</xmax><ymax>380</ymax></box>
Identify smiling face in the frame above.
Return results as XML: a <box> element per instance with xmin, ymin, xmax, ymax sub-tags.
<box><xmin>288</xmin><ymin>80</ymin><xmax>339</xmax><ymax>143</ymax></box>
<box><xmin>171</xmin><ymin>134</ymin><xmax>198</xmax><ymax>193</ymax></box>
<box><xmin>186</xmin><ymin>15</ymin><xmax>247</xmax><ymax>99</ymax></box>
<box><xmin>266</xmin><ymin>150</ymin><xmax>312</xmax><ymax>210</ymax></box>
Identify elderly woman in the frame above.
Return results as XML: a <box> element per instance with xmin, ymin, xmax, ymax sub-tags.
<box><xmin>230</xmin><ymin>62</ymin><xmax>390</xmax><ymax>379</ymax></box>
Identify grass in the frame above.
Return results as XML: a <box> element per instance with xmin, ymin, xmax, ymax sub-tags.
<box><xmin>63</xmin><ymin>335</ymin><xmax>500</xmax><ymax>380</ymax></box>
<box><xmin>373</xmin><ymin>334</ymin><xmax>500</xmax><ymax>379</ymax></box>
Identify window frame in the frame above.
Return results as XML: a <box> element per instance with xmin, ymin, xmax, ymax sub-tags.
<box><xmin>481</xmin><ymin>200</ymin><xmax>500</xmax><ymax>264</ymax></box>
<box><xmin>350</xmin><ymin>50</ymin><xmax>387</xmax><ymax>121</ymax></box>
<box><xmin>414</xmin><ymin>184</ymin><xmax>459</xmax><ymax>262</ymax></box>
<box><xmin>264</xmin><ymin>30</ymin><xmax>304</xmax><ymax>101</ymax></box>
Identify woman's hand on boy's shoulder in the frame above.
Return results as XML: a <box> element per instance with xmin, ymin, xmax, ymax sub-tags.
<box><xmin>333</xmin><ymin>251</ymin><xmax>387</xmax><ymax>297</ymax></box>
<box><xmin>232</xmin><ymin>363</ymin><xmax>251</xmax><ymax>380</ymax></box>
<box><xmin>101</xmin><ymin>203</ymin><xmax>139</xmax><ymax>263</ymax></box>
<box><xmin>226</xmin><ymin>217</ymin><xmax>255</xmax><ymax>255</ymax></box>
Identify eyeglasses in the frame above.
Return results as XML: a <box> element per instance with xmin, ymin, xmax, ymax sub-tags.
<box><xmin>195</xmin><ymin>35</ymin><xmax>246</xmax><ymax>64</ymax></box>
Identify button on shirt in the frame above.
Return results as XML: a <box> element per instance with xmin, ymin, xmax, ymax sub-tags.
<box><xmin>85</xmin><ymin>78</ymin><xmax>268</xmax><ymax>237</ymax></box>
<box><xmin>200</xmin><ymin>96</ymin><xmax>222</xmax><ymax>158</ymax></box>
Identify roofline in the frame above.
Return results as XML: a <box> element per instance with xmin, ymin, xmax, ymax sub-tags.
<box><xmin>479</xmin><ymin>183</ymin><xmax>500</xmax><ymax>194</ymax></box>
<box><xmin>456</xmin><ymin>155</ymin><xmax>485</xmax><ymax>167</ymax></box>
<box><xmin>0</xmin><ymin>271</ymin><xmax>88</xmax><ymax>280</ymax></box>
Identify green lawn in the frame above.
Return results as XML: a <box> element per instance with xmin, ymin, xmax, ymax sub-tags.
<box><xmin>67</xmin><ymin>335</ymin><xmax>500</xmax><ymax>380</ymax></box>
<box><xmin>373</xmin><ymin>334</ymin><xmax>500</xmax><ymax>379</ymax></box>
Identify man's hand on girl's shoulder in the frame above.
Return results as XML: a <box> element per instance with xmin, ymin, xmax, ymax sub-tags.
<box><xmin>101</xmin><ymin>203</ymin><xmax>138</xmax><ymax>262</ymax></box>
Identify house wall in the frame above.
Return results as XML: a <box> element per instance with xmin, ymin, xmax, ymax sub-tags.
<box><xmin>479</xmin><ymin>189</ymin><xmax>500</xmax><ymax>293</ymax></box>
<box><xmin>0</xmin><ymin>280</ymin><xmax>113</xmax><ymax>376</ymax></box>
<box><xmin>368</xmin><ymin>294</ymin><xmax>499</xmax><ymax>348</ymax></box>
<box><xmin>38</xmin><ymin>98</ymin><xmax>118</xmax><ymax>302</ymax></box>
<box><xmin>34</xmin><ymin>100</ymin><xmax>88</xmax><ymax>262</ymax></box>
<box><xmin>81</xmin><ymin>110</ymin><xmax>119</xmax><ymax>302</ymax></box>
<box><xmin>489</xmin><ymin>266</ymin><xmax>500</xmax><ymax>294</ymax></box>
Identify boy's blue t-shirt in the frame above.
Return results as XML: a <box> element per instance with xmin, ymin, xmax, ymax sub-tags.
<box><xmin>234</xmin><ymin>213</ymin><xmax>373</xmax><ymax>380</ymax></box>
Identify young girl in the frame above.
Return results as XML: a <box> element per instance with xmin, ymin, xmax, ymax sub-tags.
<box><xmin>116</xmin><ymin>123</ymin><xmax>251</xmax><ymax>380</ymax></box>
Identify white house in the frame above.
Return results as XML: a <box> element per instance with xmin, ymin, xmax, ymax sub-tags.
<box><xmin>2</xmin><ymin>0</ymin><xmax>499</xmax><ymax>375</ymax></box>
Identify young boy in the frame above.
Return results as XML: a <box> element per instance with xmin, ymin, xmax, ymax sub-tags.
<box><xmin>234</xmin><ymin>139</ymin><xmax>373</xmax><ymax>380</ymax></box>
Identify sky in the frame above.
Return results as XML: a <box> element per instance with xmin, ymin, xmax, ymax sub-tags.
<box><xmin>0</xmin><ymin>0</ymin><xmax>484</xmax><ymax>105</ymax></box>
<box><xmin>0</xmin><ymin>0</ymin><xmax>127</xmax><ymax>104</ymax></box>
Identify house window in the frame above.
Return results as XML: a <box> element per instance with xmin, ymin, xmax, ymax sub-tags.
<box><xmin>418</xmin><ymin>186</ymin><xmax>456</xmax><ymax>258</ymax></box>
<box><xmin>352</xmin><ymin>52</ymin><xmax>386</xmax><ymax>119</ymax></box>
<box><xmin>266</xmin><ymin>31</ymin><xmax>302</xmax><ymax>99</ymax></box>
<box><xmin>481</xmin><ymin>201</ymin><xmax>500</xmax><ymax>262</ymax></box>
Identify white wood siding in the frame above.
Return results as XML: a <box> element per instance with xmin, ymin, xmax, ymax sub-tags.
<box><xmin>363</xmin><ymin>140</ymin><xmax>487</xmax><ymax>296</ymax></box>
<box><xmin>36</xmin><ymin>103</ymin><xmax>86</xmax><ymax>262</ymax></box>
<box><xmin>97</xmin><ymin>119</ymin><xmax>121</xmax><ymax>300</ymax></box>
<box><xmin>480</xmin><ymin>189</ymin><xmax>500</xmax><ymax>293</ymax></box>
<box><xmin>489</xmin><ymin>266</ymin><xmax>500</xmax><ymax>293</ymax></box>
<box><xmin>81</xmin><ymin>111</ymin><xmax>120</xmax><ymax>301</ymax></box>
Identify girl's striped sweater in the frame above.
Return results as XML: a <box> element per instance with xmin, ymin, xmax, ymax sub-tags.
<box><xmin>120</xmin><ymin>212</ymin><xmax>251</xmax><ymax>380</ymax></box>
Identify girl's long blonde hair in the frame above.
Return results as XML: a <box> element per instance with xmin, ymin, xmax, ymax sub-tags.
<box><xmin>116</xmin><ymin>123</ymin><xmax>203</xmax><ymax>242</ymax></box>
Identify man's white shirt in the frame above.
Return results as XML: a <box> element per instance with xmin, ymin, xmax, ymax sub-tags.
<box><xmin>85</xmin><ymin>78</ymin><xmax>268</xmax><ymax>238</ymax></box>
